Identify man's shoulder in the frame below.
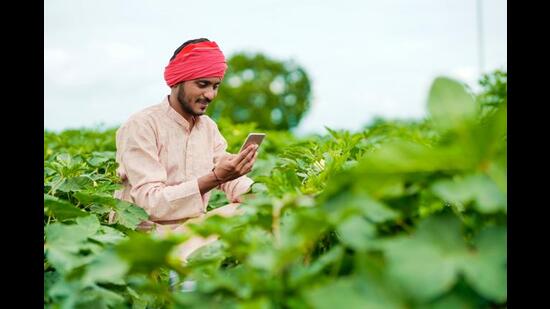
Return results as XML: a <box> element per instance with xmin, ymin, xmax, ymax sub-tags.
<box><xmin>198</xmin><ymin>115</ymin><xmax>222</xmax><ymax>131</ymax></box>
<box><xmin>199</xmin><ymin>115</ymin><xmax>216</xmax><ymax>126</ymax></box>
<box><xmin>121</xmin><ymin>101</ymin><xmax>166</xmax><ymax>128</ymax></box>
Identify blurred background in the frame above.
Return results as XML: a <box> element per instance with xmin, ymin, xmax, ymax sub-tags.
<box><xmin>44</xmin><ymin>0</ymin><xmax>506</xmax><ymax>135</ymax></box>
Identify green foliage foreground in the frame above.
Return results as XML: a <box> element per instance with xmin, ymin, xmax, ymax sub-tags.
<box><xmin>44</xmin><ymin>72</ymin><xmax>506</xmax><ymax>308</ymax></box>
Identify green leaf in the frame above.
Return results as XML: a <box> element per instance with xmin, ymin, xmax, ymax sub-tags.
<box><xmin>248</xmin><ymin>247</ymin><xmax>277</xmax><ymax>272</ymax></box>
<box><xmin>45</xmin><ymin>220</ymin><xmax>97</xmax><ymax>249</ymax></box>
<box><xmin>45</xmin><ymin>220</ymin><xmax>98</xmax><ymax>273</ymax></box>
<box><xmin>238</xmin><ymin>297</ymin><xmax>272</xmax><ymax>309</ymax></box>
<box><xmin>82</xmin><ymin>249</ymin><xmax>129</xmax><ymax>285</ymax></box>
<box><xmin>383</xmin><ymin>214</ymin><xmax>468</xmax><ymax>301</ymax></box>
<box><xmin>324</xmin><ymin>192</ymin><xmax>398</xmax><ymax>223</ymax></box>
<box><xmin>305</xmin><ymin>277</ymin><xmax>404</xmax><ymax>309</ymax></box>
<box><xmin>289</xmin><ymin>246</ymin><xmax>344</xmax><ymax>287</ymax></box>
<box><xmin>116</xmin><ymin>232</ymin><xmax>181</xmax><ymax>273</ymax></box>
<box><xmin>431</xmin><ymin>174</ymin><xmax>506</xmax><ymax>213</ymax></box>
<box><xmin>76</xmin><ymin>215</ymin><xmax>101</xmax><ymax>236</ymax></box>
<box><xmin>88</xmin><ymin>151</ymin><xmax>115</xmax><ymax>167</ymax></box>
<box><xmin>44</xmin><ymin>271</ymin><xmax>60</xmax><ymax>302</ymax></box>
<box><xmin>57</xmin><ymin>176</ymin><xmax>92</xmax><ymax>192</ymax></box>
<box><xmin>337</xmin><ymin>217</ymin><xmax>376</xmax><ymax>251</ymax></box>
<box><xmin>89</xmin><ymin>226</ymin><xmax>126</xmax><ymax>245</ymax></box>
<box><xmin>44</xmin><ymin>194</ymin><xmax>88</xmax><ymax>220</ymax></box>
<box><xmin>359</xmin><ymin>196</ymin><xmax>399</xmax><ymax>223</ymax></box>
<box><xmin>113</xmin><ymin>200</ymin><xmax>149</xmax><ymax>229</ymax></box>
<box><xmin>425</xmin><ymin>292</ymin><xmax>480</xmax><ymax>309</ymax></box>
<box><xmin>461</xmin><ymin>226</ymin><xmax>507</xmax><ymax>302</ymax></box>
<box><xmin>75</xmin><ymin>285</ymin><xmax>126</xmax><ymax>308</ymax></box>
<box><xmin>45</xmin><ymin>245</ymin><xmax>84</xmax><ymax>270</ymax></box>
<box><xmin>356</xmin><ymin>141</ymin><xmax>475</xmax><ymax>176</ymax></box>
<box><xmin>74</xmin><ymin>191</ymin><xmax>119</xmax><ymax>216</ymax></box>
<box><xmin>47</xmin><ymin>276</ymin><xmax>81</xmax><ymax>307</ymax></box>
<box><xmin>428</xmin><ymin>77</ymin><xmax>476</xmax><ymax>131</ymax></box>
<box><xmin>56</xmin><ymin>153</ymin><xmax>73</xmax><ymax>167</ymax></box>
<box><xmin>186</xmin><ymin>240</ymin><xmax>226</xmax><ymax>269</ymax></box>
<box><xmin>74</xmin><ymin>191</ymin><xmax>117</xmax><ymax>206</ymax></box>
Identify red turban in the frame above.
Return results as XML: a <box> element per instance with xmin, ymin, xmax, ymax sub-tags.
<box><xmin>164</xmin><ymin>41</ymin><xmax>227</xmax><ymax>87</ymax></box>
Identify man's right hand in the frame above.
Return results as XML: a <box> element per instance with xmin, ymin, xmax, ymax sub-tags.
<box><xmin>214</xmin><ymin>144</ymin><xmax>258</xmax><ymax>182</ymax></box>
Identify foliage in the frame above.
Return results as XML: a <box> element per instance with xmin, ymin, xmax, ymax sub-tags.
<box><xmin>208</xmin><ymin>52</ymin><xmax>312</xmax><ymax>130</ymax></box>
<box><xmin>44</xmin><ymin>71</ymin><xmax>506</xmax><ymax>308</ymax></box>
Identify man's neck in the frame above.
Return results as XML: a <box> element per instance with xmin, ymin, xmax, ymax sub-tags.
<box><xmin>168</xmin><ymin>94</ymin><xmax>196</xmax><ymax>127</ymax></box>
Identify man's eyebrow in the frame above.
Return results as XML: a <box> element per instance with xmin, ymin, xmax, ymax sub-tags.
<box><xmin>196</xmin><ymin>80</ymin><xmax>221</xmax><ymax>85</ymax></box>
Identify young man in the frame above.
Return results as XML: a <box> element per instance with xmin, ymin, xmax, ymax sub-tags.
<box><xmin>113</xmin><ymin>38</ymin><xmax>258</xmax><ymax>244</ymax></box>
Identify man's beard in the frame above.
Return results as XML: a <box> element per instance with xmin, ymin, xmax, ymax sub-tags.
<box><xmin>177</xmin><ymin>88</ymin><xmax>202</xmax><ymax>116</ymax></box>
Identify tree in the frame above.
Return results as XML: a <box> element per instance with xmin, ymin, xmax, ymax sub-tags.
<box><xmin>476</xmin><ymin>69</ymin><xmax>507</xmax><ymax>119</ymax></box>
<box><xmin>208</xmin><ymin>52</ymin><xmax>312</xmax><ymax>130</ymax></box>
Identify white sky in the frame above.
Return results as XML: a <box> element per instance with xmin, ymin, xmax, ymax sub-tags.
<box><xmin>44</xmin><ymin>0</ymin><xmax>506</xmax><ymax>135</ymax></box>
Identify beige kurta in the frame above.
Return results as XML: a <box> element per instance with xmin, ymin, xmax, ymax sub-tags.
<box><xmin>113</xmin><ymin>96</ymin><xmax>253</xmax><ymax>230</ymax></box>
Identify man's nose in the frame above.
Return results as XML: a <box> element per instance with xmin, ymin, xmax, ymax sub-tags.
<box><xmin>203</xmin><ymin>88</ymin><xmax>216</xmax><ymax>101</ymax></box>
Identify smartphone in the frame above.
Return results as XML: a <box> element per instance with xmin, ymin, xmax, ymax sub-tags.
<box><xmin>239</xmin><ymin>133</ymin><xmax>266</xmax><ymax>153</ymax></box>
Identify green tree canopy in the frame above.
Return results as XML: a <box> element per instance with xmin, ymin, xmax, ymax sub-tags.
<box><xmin>208</xmin><ymin>52</ymin><xmax>312</xmax><ymax>130</ymax></box>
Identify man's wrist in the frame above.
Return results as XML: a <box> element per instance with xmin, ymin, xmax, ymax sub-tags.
<box><xmin>211</xmin><ymin>167</ymin><xmax>223</xmax><ymax>184</ymax></box>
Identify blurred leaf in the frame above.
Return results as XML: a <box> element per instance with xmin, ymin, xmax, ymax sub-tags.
<box><xmin>237</xmin><ymin>297</ymin><xmax>272</xmax><ymax>309</ymax></box>
<box><xmin>461</xmin><ymin>226</ymin><xmax>507</xmax><ymax>302</ymax></box>
<box><xmin>425</xmin><ymin>292</ymin><xmax>479</xmax><ymax>309</ymax></box>
<box><xmin>82</xmin><ymin>249</ymin><xmax>129</xmax><ymax>285</ymax></box>
<box><xmin>383</xmin><ymin>214</ymin><xmax>468</xmax><ymax>301</ymax></box>
<box><xmin>75</xmin><ymin>285</ymin><xmax>126</xmax><ymax>308</ymax></box>
<box><xmin>248</xmin><ymin>247</ymin><xmax>277</xmax><ymax>272</ymax></box>
<box><xmin>116</xmin><ymin>233</ymin><xmax>181</xmax><ymax>273</ymax></box>
<box><xmin>44</xmin><ymin>271</ymin><xmax>60</xmax><ymax>303</ymax></box>
<box><xmin>428</xmin><ymin>77</ymin><xmax>476</xmax><ymax>131</ymax></box>
<box><xmin>324</xmin><ymin>192</ymin><xmax>398</xmax><ymax>223</ymax></box>
<box><xmin>305</xmin><ymin>277</ymin><xmax>404</xmax><ymax>309</ymax></box>
<box><xmin>337</xmin><ymin>217</ymin><xmax>376</xmax><ymax>251</ymax></box>
<box><xmin>186</xmin><ymin>240</ymin><xmax>226</xmax><ymax>269</ymax></box>
<box><xmin>431</xmin><ymin>174</ymin><xmax>506</xmax><ymax>213</ymax></box>
<box><xmin>45</xmin><ymin>217</ymin><xmax>100</xmax><ymax>273</ymax></box>
<box><xmin>289</xmin><ymin>246</ymin><xmax>344</xmax><ymax>287</ymax></box>
<box><xmin>89</xmin><ymin>225</ymin><xmax>126</xmax><ymax>245</ymax></box>
<box><xmin>358</xmin><ymin>141</ymin><xmax>475</xmax><ymax>175</ymax></box>
<box><xmin>44</xmin><ymin>194</ymin><xmax>88</xmax><ymax>220</ymax></box>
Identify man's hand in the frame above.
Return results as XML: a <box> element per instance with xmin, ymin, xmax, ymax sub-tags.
<box><xmin>231</xmin><ymin>193</ymin><xmax>256</xmax><ymax>203</ymax></box>
<box><xmin>214</xmin><ymin>144</ymin><xmax>258</xmax><ymax>182</ymax></box>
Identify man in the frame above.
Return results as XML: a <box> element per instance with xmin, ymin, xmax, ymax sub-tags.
<box><xmin>113</xmin><ymin>38</ymin><xmax>258</xmax><ymax>258</ymax></box>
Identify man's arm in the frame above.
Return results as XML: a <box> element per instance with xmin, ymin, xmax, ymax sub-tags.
<box><xmin>197</xmin><ymin>144</ymin><xmax>256</xmax><ymax>195</ymax></box>
<box><xmin>117</xmin><ymin>118</ymin><xmax>257</xmax><ymax>220</ymax></box>
<box><xmin>211</xmin><ymin>125</ymin><xmax>257</xmax><ymax>202</ymax></box>
<box><xmin>117</xmin><ymin>119</ymin><xmax>210</xmax><ymax>220</ymax></box>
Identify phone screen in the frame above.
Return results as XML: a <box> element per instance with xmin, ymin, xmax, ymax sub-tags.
<box><xmin>239</xmin><ymin>133</ymin><xmax>266</xmax><ymax>153</ymax></box>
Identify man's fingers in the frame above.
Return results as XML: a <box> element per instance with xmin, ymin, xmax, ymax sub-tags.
<box><xmin>236</xmin><ymin>147</ymin><xmax>257</xmax><ymax>170</ymax></box>
<box><xmin>234</xmin><ymin>144</ymin><xmax>256</xmax><ymax>163</ymax></box>
<box><xmin>241</xmin><ymin>151</ymin><xmax>258</xmax><ymax>173</ymax></box>
<box><xmin>244</xmin><ymin>152</ymin><xmax>258</xmax><ymax>169</ymax></box>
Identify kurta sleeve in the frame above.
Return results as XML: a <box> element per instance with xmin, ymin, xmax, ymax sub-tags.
<box><xmin>116</xmin><ymin>118</ymin><xmax>206</xmax><ymax>220</ymax></box>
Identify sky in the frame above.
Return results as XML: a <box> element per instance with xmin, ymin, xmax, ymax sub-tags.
<box><xmin>44</xmin><ymin>0</ymin><xmax>507</xmax><ymax>135</ymax></box>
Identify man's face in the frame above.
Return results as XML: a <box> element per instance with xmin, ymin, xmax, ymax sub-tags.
<box><xmin>177</xmin><ymin>77</ymin><xmax>221</xmax><ymax>117</ymax></box>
